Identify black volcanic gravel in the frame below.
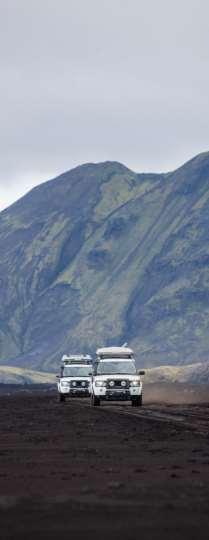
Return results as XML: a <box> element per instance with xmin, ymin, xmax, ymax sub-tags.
<box><xmin>0</xmin><ymin>391</ymin><xmax>209</xmax><ymax>539</ymax></box>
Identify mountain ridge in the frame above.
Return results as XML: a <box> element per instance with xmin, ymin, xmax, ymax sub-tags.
<box><xmin>1</xmin><ymin>152</ymin><xmax>209</xmax><ymax>373</ymax></box>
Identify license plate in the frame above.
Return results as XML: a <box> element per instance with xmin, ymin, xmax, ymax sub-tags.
<box><xmin>108</xmin><ymin>389</ymin><xmax>126</xmax><ymax>395</ymax></box>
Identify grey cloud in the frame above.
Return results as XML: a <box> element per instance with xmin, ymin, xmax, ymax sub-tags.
<box><xmin>0</xmin><ymin>0</ymin><xmax>209</xmax><ymax>209</ymax></box>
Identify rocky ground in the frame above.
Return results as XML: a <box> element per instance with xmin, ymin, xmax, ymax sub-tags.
<box><xmin>0</xmin><ymin>384</ymin><xmax>209</xmax><ymax>539</ymax></box>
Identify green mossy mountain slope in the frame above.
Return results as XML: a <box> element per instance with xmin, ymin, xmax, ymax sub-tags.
<box><xmin>1</xmin><ymin>154</ymin><xmax>209</xmax><ymax>372</ymax></box>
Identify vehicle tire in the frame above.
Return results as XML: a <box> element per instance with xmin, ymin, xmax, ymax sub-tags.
<box><xmin>92</xmin><ymin>395</ymin><xmax>100</xmax><ymax>406</ymax></box>
<box><xmin>132</xmin><ymin>395</ymin><xmax>142</xmax><ymax>407</ymax></box>
<box><xmin>59</xmin><ymin>394</ymin><xmax>65</xmax><ymax>403</ymax></box>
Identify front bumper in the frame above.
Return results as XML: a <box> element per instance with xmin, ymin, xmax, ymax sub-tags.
<box><xmin>60</xmin><ymin>388</ymin><xmax>90</xmax><ymax>397</ymax></box>
<box><xmin>106</xmin><ymin>389</ymin><xmax>130</xmax><ymax>400</ymax></box>
<box><xmin>94</xmin><ymin>386</ymin><xmax>142</xmax><ymax>401</ymax></box>
<box><xmin>70</xmin><ymin>389</ymin><xmax>90</xmax><ymax>397</ymax></box>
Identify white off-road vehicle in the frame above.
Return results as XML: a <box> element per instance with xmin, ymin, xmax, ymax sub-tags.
<box><xmin>91</xmin><ymin>347</ymin><xmax>145</xmax><ymax>407</ymax></box>
<box><xmin>57</xmin><ymin>355</ymin><xmax>92</xmax><ymax>402</ymax></box>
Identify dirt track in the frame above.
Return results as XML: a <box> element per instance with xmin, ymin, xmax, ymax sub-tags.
<box><xmin>0</xmin><ymin>386</ymin><xmax>209</xmax><ymax>539</ymax></box>
<box><xmin>105</xmin><ymin>402</ymin><xmax>209</xmax><ymax>435</ymax></box>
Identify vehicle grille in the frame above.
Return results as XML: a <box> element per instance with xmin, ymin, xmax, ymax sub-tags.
<box><xmin>106</xmin><ymin>379</ymin><xmax>130</xmax><ymax>389</ymax></box>
<box><xmin>70</xmin><ymin>380</ymin><xmax>89</xmax><ymax>388</ymax></box>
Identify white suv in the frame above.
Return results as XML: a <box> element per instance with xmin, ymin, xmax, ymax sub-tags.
<box><xmin>91</xmin><ymin>347</ymin><xmax>145</xmax><ymax>407</ymax></box>
<box><xmin>57</xmin><ymin>355</ymin><xmax>92</xmax><ymax>402</ymax></box>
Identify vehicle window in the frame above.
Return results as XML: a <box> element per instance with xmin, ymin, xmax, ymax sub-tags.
<box><xmin>63</xmin><ymin>366</ymin><xmax>92</xmax><ymax>377</ymax></box>
<box><xmin>96</xmin><ymin>361</ymin><xmax>136</xmax><ymax>375</ymax></box>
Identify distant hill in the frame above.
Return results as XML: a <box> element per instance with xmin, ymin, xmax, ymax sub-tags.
<box><xmin>0</xmin><ymin>362</ymin><xmax>209</xmax><ymax>386</ymax></box>
<box><xmin>1</xmin><ymin>153</ymin><xmax>209</xmax><ymax>372</ymax></box>
<box><xmin>0</xmin><ymin>366</ymin><xmax>55</xmax><ymax>384</ymax></box>
<box><xmin>144</xmin><ymin>362</ymin><xmax>209</xmax><ymax>384</ymax></box>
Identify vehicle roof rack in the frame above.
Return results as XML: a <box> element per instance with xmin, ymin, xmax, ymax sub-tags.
<box><xmin>61</xmin><ymin>354</ymin><xmax>92</xmax><ymax>365</ymax></box>
<box><xmin>96</xmin><ymin>346</ymin><xmax>133</xmax><ymax>356</ymax></box>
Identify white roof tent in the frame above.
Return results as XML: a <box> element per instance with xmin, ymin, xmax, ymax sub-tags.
<box><xmin>61</xmin><ymin>354</ymin><xmax>92</xmax><ymax>365</ymax></box>
<box><xmin>96</xmin><ymin>347</ymin><xmax>134</xmax><ymax>360</ymax></box>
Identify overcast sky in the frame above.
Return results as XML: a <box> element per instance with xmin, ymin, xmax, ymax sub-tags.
<box><xmin>0</xmin><ymin>0</ymin><xmax>209</xmax><ymax>210</ymax></box>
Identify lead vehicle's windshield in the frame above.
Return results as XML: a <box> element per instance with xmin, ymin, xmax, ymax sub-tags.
<box><xmin>62</xmin><ymin>366</ymin><xmax>91</xmax><ymax>377</ymax></box>
<box><xmin>96</xmin><ymin>361</ymin><xmax>136</xmax><ymax>375</ymax></box>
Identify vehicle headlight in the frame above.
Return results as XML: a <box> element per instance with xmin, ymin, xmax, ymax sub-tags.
<box><xmin>121</xmin><ymin>380</ymin><xmax>126</xmax><ymax>387</ymax></box>
<box><xmin>81</xmin><ymin>381</ymin><xmax>86</xmax><ymax>387</ymax></box>
<box><xmin>130</xmin><ymin>379</ymin><xmax>140</xmax><ymax>386</ymax></box>
<box><xmin>95</xmin><ymin>380</ymin><xmax>106</xmax><ymax>387</ymax></box>
<box><xmin>72</xmin><ymin>381</ymin><xmax>77</xmax><ymax>387</ymax></box>
<box><xmin>61</xmin><ymin>382</ymin><xmax>69</xmax><ymax>387</ymax></box>
<box><xmin>109</xmin><ymin>380</ymin><xmax>115</xmax><ymax>387</ymax></box>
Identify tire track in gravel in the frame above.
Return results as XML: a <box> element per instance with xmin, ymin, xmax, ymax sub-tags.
<box><xmin>75</xmin><ymin>399</ymin><xmax>209</xmax><ymax>436</ymax></box>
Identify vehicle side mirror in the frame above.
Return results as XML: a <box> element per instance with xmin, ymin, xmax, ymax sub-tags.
<box><xmin>88</xmin><ymin>372</ymin><xmax>92</xmax><ymax>376</ymax></box>
<box><xmin>138</xmin><ymin>370</ymin><xmax>145</xmax><ymax>376</ymax></box>
<box><xmin>56</xmin><ymin>375</ymin><xmax>60</xmax><ymax>379</ymax></box>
